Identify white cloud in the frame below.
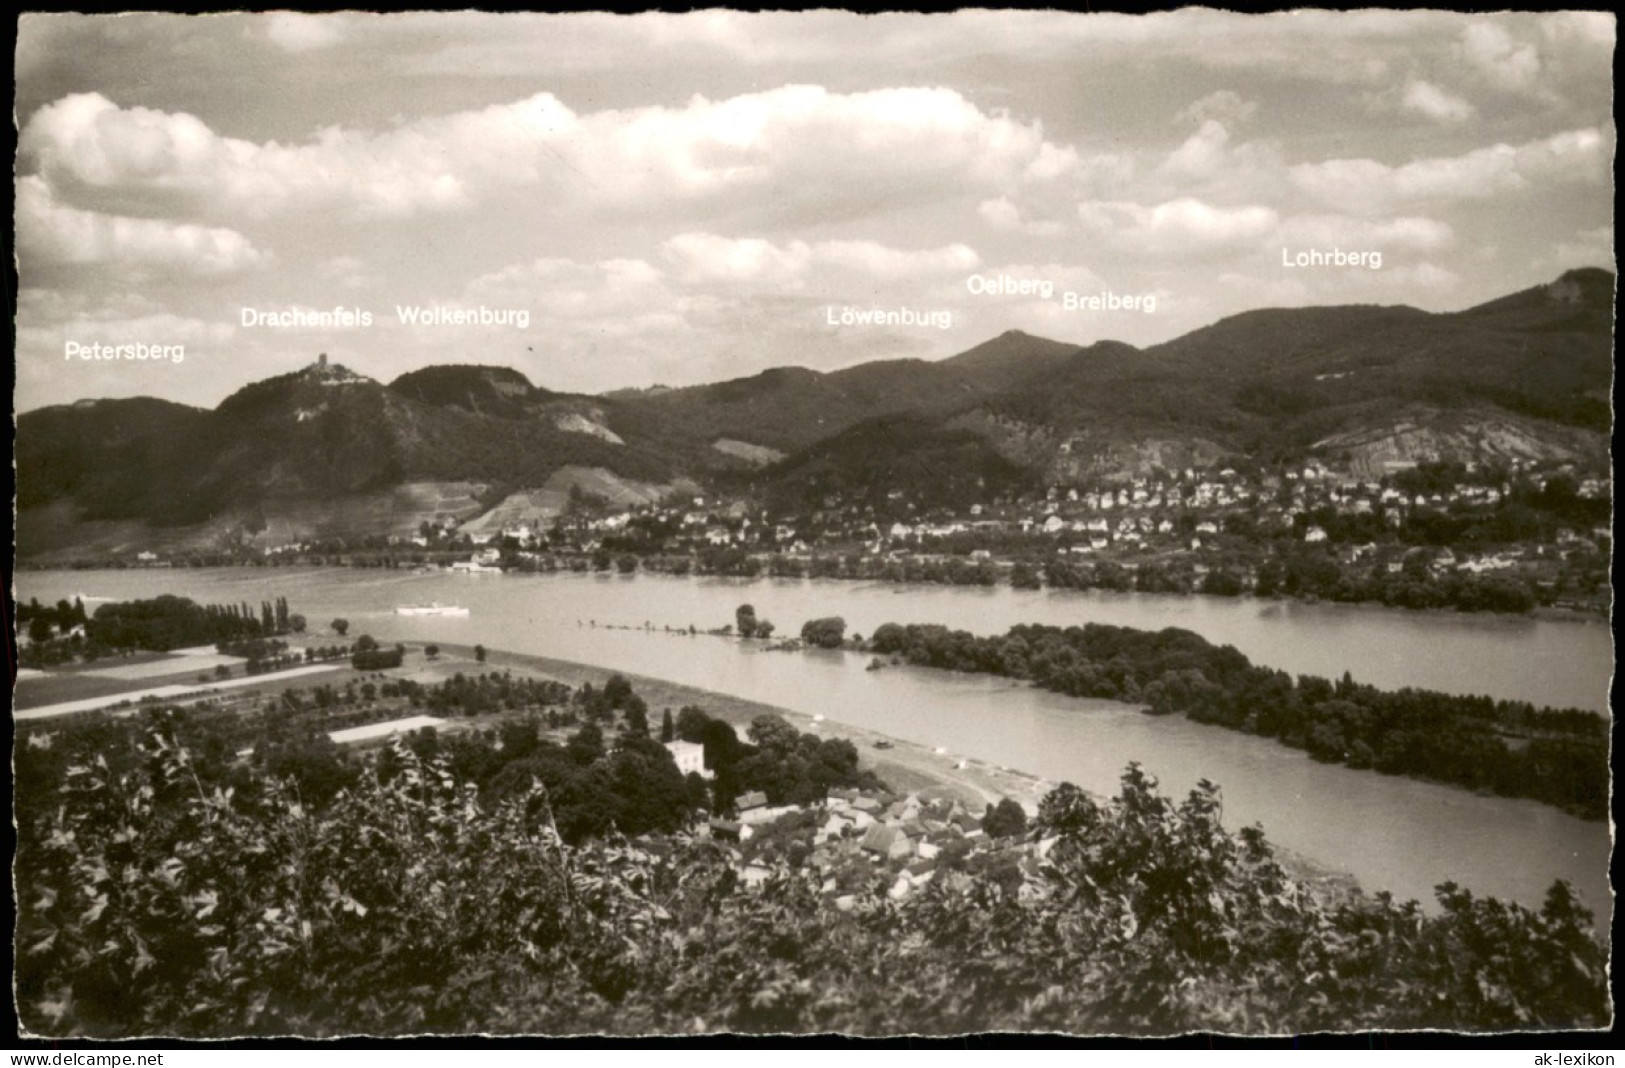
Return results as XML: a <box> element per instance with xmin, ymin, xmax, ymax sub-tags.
<box><xmin>1551</xmin><ymin>226</ymin><xmax>1614</xmax><ymax>271</ymax></box>
<box><xmin>315</xmin><ymin>255</ymin><xmax>377</xmax><ymax>291</ymax></box>
<box><xmin>660</xmin><ymin>234</ymin><xmax>811</xmax><ymax>288</ymax></box>
<box><xmin>1539</xmin><ymin>11</ymin><xmax>1614</xmax><ymax>51</ymax></box>
<box><xmin>1139</xmin><ymin>119</ymin><xmax>1286</xmax><ymax>205</ymax></box>
<box><xmin>457</xmin><ymin>249</ymin><xmax>967</xmax><ymax>391</ymax></box>
<box><xmin>1175</xmin><ymin>90</ymin><xmax>1256</xmax><ymax>128</ymax></box>
<box><xmin>1077</xmin><ymin>198</ymin><xmax>1280</xmax><ymax>256</ymax></box>
<box><xmin>265</xmin><ymin>13</ymin><xmax>345</xmax><ymax>52</ymax></box>
<box><xmin>1275</xmin><ymin>214</ymin><xmax>1455</xmax><ymax>253</ymax></box>
<box><xmin>15</xmin><ymin>303</ymin><xmax>240</xmax><ymax>411</ymax></box>
<box><xmin>18</xmin><ymin>307</ymin><xmax>236</xmax><ymax>357</ymax></box>
<box><xmin>1072</xmin><ymin>197</ymin><xmax>1455</xmax><ymax>266</ymax></box>
<box><xmin>1400</xmin><ymin>80</ymin><xmax>1476</xmax><ymax>123</ymax></box>
<box><xmin>574</xmin><ymin>85</ymin><xmax>1073</xmax><ymax>209</ymax></box>
<box><xmin>16</xmin><ymin>175</ymin><xmax>264</xmax><ymax>275</ymax></box>
<box><xmin>465</xmin><ymin>257</ymin><xmax>671</xmax><ymax>323</ymax></box>
<box><xmin>808</xmin><ymin>239</ymin><xmax>979</xmax><ymax>280</ymax></box>
<box><xmin>658</xmin><ymin>233</ymin><xmax>979</xmax><ymax>290</ymax></box>
<box><xmin>21</xmin><ymin>92</ymin><xmax>486</xmax><ymax>219</ymax></box>
<box><xmin>1458</xmin><ymin>22</ymin><xmax>1542</xmax><ymax>93</ymax></box>
<box><xmin>1290</xmin><ymin>128</ymin><xmax>1608</xmax><ymax>212</ymax></box>
<box><xmin>977</xmin><ymin>196</ymin><xmax>1067</xmax><ymax>237</ymax></box>
<box><xmin>978</xmin><ymin>197</ymin><xmax>1023</xmax><ymax>231</ymax></box>
<box><xmin>1023</xmin><ymin>141</ymin><xmax>1081</xmax><ymax>184</ymax></box>
<box><xmin>1157</xmin><ymin>120</ymin><xmax>1234</xmax><ymax>182</ymax></box>
<box><xmin>21</xmin><ymin>85</ymin><xmax>1075</xmax><ymax>226</ymax></box>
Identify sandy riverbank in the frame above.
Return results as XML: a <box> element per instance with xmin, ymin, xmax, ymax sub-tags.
<box><xmin>410</xmin><ymin>639</ymin><xmax>1366</xmax><ymax>905</ymax></box>
<box><xmin>418</xmin><ymin>641</ymin><xmax>1037</xmax><ymax>812</ymax></box>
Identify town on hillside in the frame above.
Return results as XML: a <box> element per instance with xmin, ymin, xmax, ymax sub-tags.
<box><xmin>104</xmin><ymin>455</ymin><xmax>1611</xmax><ymax>617</ymax></box>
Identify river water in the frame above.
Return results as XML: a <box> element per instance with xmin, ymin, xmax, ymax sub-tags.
<box><xmin>15</xmin><ymin>567</ymin><xmax>1614</xmax><ymax>916</ymax></box>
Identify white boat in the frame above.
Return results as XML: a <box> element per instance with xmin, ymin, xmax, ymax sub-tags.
<box><xmin>394</xmin><ymin>602</ymin><xmax>470</xmax><ymax>617</ymax></box>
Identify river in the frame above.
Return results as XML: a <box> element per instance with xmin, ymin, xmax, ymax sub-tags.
<box><xmin>15</xmin><ymin>567</ymin><xmax>1614</xmax><ymax>917</ymax></box>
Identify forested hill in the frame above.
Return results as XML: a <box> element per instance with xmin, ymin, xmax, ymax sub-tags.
<box><xmin>979</xmin><ymin>267</ymin><xmax>1614</xmax><ymax>462</ymax></box>
<box><xmin>388</xmin><ymin>364</ymin><xmax>560</xmax><ymax>419</ymax></box>
<box><xmin>17</xmin><ymin>360</ymin><xmax>677</xmax><ymax>529</ymax></box>
<box><xmin>15</xmin><ymin>269</ymin><xmax>1612</xmax><ymax>545</ymax></box>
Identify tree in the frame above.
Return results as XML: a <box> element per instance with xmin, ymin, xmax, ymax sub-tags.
<box><xmin>475</xmin><ymin>644</ymin><xmax>487</xmax><ymax>663</ymax></box>
<box><xmin>288</xmin><ymin>614</ymin><xmax>307</xmax><ymax>633</ymax></box>
<box><xmin>870</xmin><ymin>623</ymin><xmax>908</xmax><ymax>653</ymax></box>
<box><xmin>331</xmin><ymin>618</ymin><xmax>350</xmax><ymax>637</ymax></box>
<box><xmin>604</xmin><ymin>674</ymin><xmax>633</xmax><ymax>709</ymax></box>
<box><xmin>355</xmin><ymin>634</ymin><xmax>380</xmax><ymax>653</ymax></box>
<box><xmin>800</xmin><ymin>616</ymin><xmax>847</xmax><ymax>649</ymax></box>
<box><xmin>566</xmin><ymin>721</ymin><xmax>606</xmax><ymax>766</ymax></box>
<box><xmin>624</xmin><ymin>695</ymin><xmax>650</xmax><ymax>737</ymax></box>
<box><xmin>747</xmin><ymin>714</ymin><xmax>800</xmax><ymax>754</ymax></box>
<box><xmin>27</xmin><ymin>617</ymin><xmax>53</xmax><ymax>644</ymax></box>
<box><xmin>754</xmin><ymin>619</ymin><xmax>776</xmax><ymax>640</ymax></box>
<box><xmin>675</xmin><ymin>706</ymin><xmax>711</xmax><ymax>742</ymax></box>
<box><xmin>736</xmin><ymin>604</ymin><xmax>758</xmax><ymax>639</ymax></box>
<box><xmin>1200</xmin><ymin>569</ymin><xmax>1245</xmax><ymax>597</ymax></box>
<box><xmin>352</xmin><ymin>644</ymin><xmax>404</xmax><ymax>671</ymax></box>
<box><xmin>660</xmin><ymin>709</ymin><xmax>675</xmax><ymax>743</ymax></box>
<box><xmin>425</xmin><ymin>644</ymin><xmax>440</xmax><ymax>659</ymax></box>
<box><xmin>983</xmin><ymin>797</ymin><xmax>1028</xmax><ymax>839</ymax></box>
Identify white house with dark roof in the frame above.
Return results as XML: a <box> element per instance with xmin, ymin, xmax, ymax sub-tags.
<box><xmin>665</xmin><ymin>739</ymin><xmax>712</xmax><ymax>779</ymax></box>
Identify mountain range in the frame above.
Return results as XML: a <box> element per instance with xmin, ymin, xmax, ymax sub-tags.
<box><xmin>15</xmin><ymin>268</ymin><xmax>1613</xmax><ymax>558</ymax></box>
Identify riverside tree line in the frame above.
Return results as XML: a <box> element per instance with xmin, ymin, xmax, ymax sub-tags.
<box><xmin>20</xmin><ymin>594</ymin><xmax>308</xmax><ymax>667</ymax></box>
<box><xmin>867</xmin><ymin>621</ymin><xmax>1607</xmax><ymax>820</ymax></box>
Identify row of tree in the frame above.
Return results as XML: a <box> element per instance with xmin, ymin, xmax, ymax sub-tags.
<box><xmin>619</xmin><ymin>541</ymin><xmax>1563</xmax><ymax>616</ymax></box>
<box><xmin>58</xmin><ymin>595</ymin><xmax>307</xmax><ymax>654</ymax></box>
<box><xmin>1041</xmin><ymin>552</ymin><xmax>1544</xmax><ymax>613</ymax></box>
<box><xmin>19</xmin><ymin>596</ymin><xmax>90</xmax><ymax>643</ymax></box>
<box><xmin>867</xmin><ymin>621</ymin><xmax>1607</xmax><ymax>819</ymax></box>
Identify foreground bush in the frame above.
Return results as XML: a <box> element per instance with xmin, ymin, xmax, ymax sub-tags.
<box><xmin>15</xmin><ymin>729</ymin><xmax>1608</xmax><ymax>1036</ymax></box>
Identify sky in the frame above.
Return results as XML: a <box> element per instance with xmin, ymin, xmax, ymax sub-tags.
<box><xmin>13</xmin><ymin>10</ymin><xmax>1616</xmax><ymax>412</ymax></box>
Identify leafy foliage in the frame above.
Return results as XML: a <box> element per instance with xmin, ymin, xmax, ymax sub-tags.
<box><xmin>672</xmin><ymin>707</ymin><xmax>882</xmax><ymax>811</ymax></box>
<box><xmin>87</xmin><ymin>596</ymin><xmax>276</xmax><ymax>653</ymax></box>
<box><xmin>16</xmin><ymin>732</ymin><xmax>1607</xmax><ymax>1037</ymax></box>
<box><xmin>350</xmin><ymin>642</ymin><xmax>405</xmax><ymax>671</ymax></box>
<box><xmin>762</xmin><ymin>415</ymin><xmax>1039</xmax><ymax>517</ymax></box>
<box><xmin>799</xmin><ymin>616</ymin><xmax>848</xmax><ymax>649</ymax></box>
